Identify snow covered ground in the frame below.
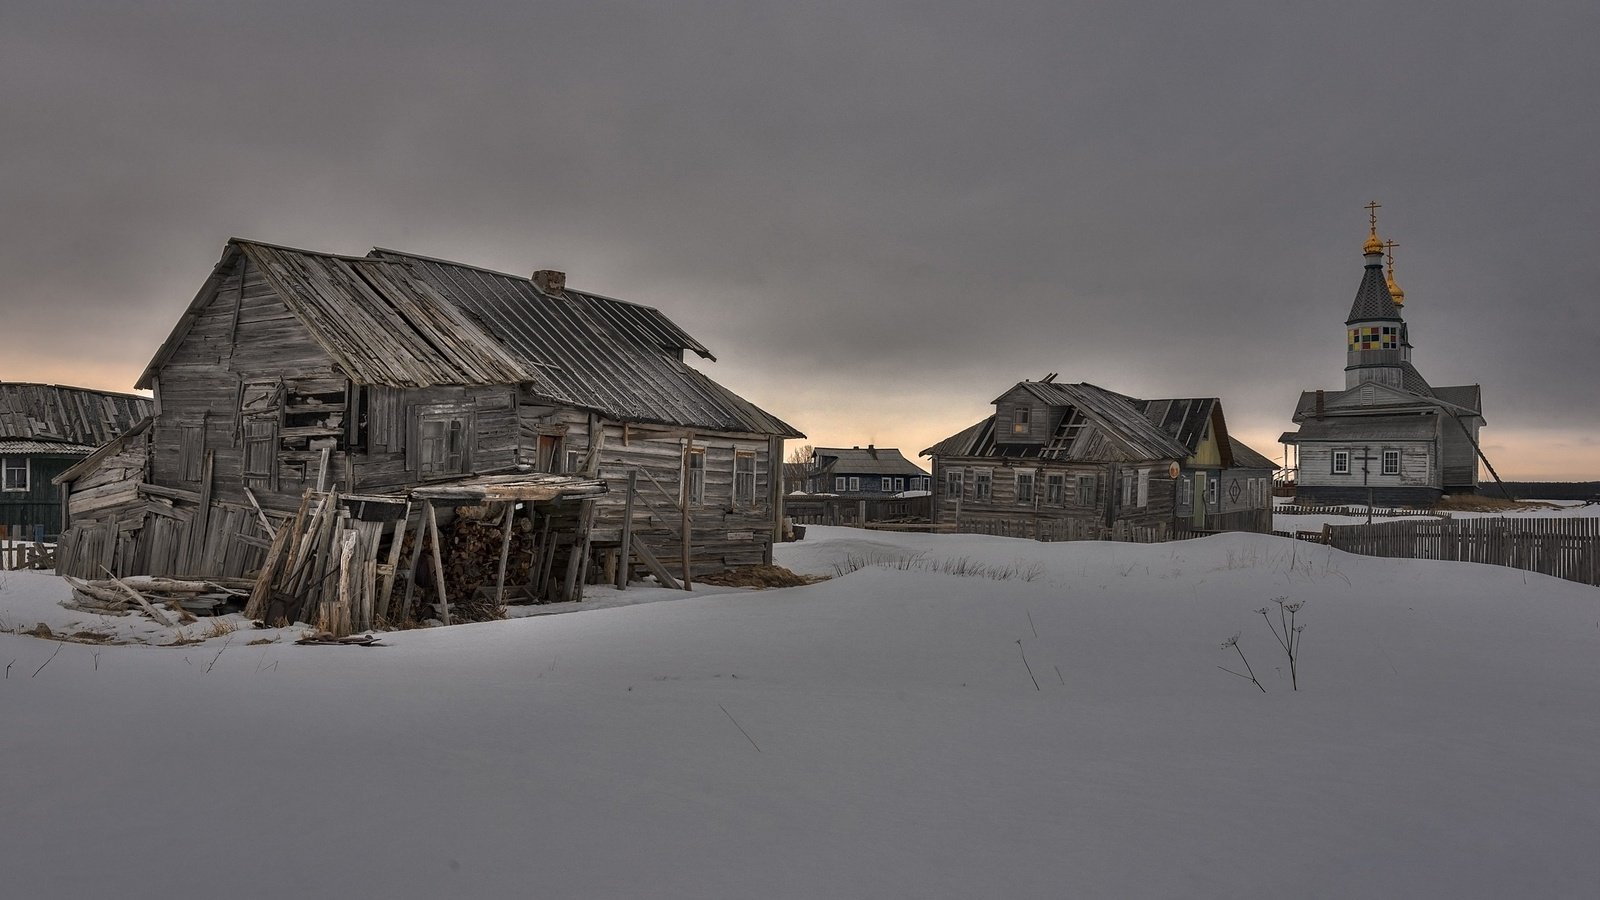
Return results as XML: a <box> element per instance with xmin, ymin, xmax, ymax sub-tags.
<box><xmin>2</xmin><ymin>527</ymin><xmax>1597</xmax><ymax>898</ymax></box>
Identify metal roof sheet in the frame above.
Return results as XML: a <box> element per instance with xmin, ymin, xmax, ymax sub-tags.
<box><xmin>0</xmin><ymin>439</ymin><xmax>96</xmax><ymax>455</ymax></box>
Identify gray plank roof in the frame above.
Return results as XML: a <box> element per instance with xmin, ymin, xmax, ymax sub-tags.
<box><xmin>811</xmin><ymin>447</ymin><xmax>929</xmax><ymax>476</ymax></box>
<box><xmin>371</xmin><ymin>248</ymin><xmax>799</xmax><ymax>437</ymax></box>
<box><xmin>1290</xmin><ymin>415</ymin><xmax>1442</xmax><ymax>441</ymax></box>
<box><xmin>0</xmin><ymin>382</ymin><xmax>152</xmax><ymax>447</ymax></box>
<box><xmin>141</xmin><ymin>240</ymin><xmax>800</xmax><ymax>438</ymax></box>
<box><xmin>925</xmin><ymin>382</ymin><xmax>1254</xmax><ymax>464</ymax></box>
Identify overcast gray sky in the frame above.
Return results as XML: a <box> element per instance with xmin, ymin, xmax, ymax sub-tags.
<box><xmin>3</xmin><ymin>1</ymin><xmax>1596</xmax><ymax>478</ymax></box>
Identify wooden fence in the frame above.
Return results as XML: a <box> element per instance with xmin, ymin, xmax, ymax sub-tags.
<box><xmin>786</xmin><ymin>494</ymin><xmax>936</xmax><ymax>528</ymax></box>
<box><xmin>1320</xmin><ymin>517</ymin><xmax>1600</xmax><ymax>588</ymax></box>
<box><xmin>1</xmin><ymin>537</ymin><xmax>55</xmax><ymax>571</ymax></box>
<box><xmin>1274</xmin><ymin>503</ymin><xmax>1434</xmax><ymax>518</ymax></box>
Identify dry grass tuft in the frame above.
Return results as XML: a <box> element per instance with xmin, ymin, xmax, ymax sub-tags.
<box><xmin>696</xmin><ymin>565</ymin><xmax>822</xmax><ymax>589</ymax></box>
<box><xmin>203</xmin><ymin>617</ymin><xmax>238</xmax><ymax>638</ymax></box>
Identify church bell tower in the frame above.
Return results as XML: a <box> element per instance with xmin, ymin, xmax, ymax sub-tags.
<box><xmin>1344</xmin><ymin>202</ymin><xmax>1409</xmax><ymax>390</ymax></box>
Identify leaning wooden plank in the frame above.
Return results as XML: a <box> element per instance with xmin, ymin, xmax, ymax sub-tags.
<box><xmin>242</xmin><ymin>487</ymin><xmax>278</xmax><ymax>540</ymax></box>
<box><xmin>99</xmin><ymin>566</ymin><xmax>176</xmax><ymax>627</ymax></box>
<box><xmin>375</xmin><ymin>505</ymin><xmax>410</xmax><ymax>624</ymax></box>
<box><xmin>493</xmin><ymin>502</ymin><xmax>515</xmax><ymax>609</ymax></box>
<box><xmin>629</xmin><ymin>535</ymin><xmax>681</xmax><ymax>590</ymax></box>
<box><xmin>425</xmin><ymin>502</ymin><xmax>451</xmax><ymax>625</ymax></box>
<box><xmin>398</xmin><ymin>509</ymin><xmax>427</xmax><ymax>624</ymax></box>
<box><xmin>244</xmin><ymin>523</ymin><xmax>293</xmax><ymax>619</ymax></box>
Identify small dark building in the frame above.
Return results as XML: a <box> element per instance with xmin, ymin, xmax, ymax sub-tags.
<box><xmin>0</xmin><ymin>383</ymin><xmax>150</xmax><ymax>539</ymax></box>
<box><xmin>924</xmin><ymin>378</ymin><xmax>1275</xmax><ymax>540</ymax></box>
<box><xmin>806</xmin><ymin>446</ymin><xmax>930</xmax><ymax>496</ymax></box>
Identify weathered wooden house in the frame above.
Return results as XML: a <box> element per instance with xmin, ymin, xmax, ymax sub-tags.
<box><xmin>924</xmin><ymin>378</ymin><xmax>1275</xmax><ymax>539</ymax></box>
<box><xmin>806</xmin><ymin>446</ymin><xmax>931</xmax><ymax>495</ymax></box>
<box><xmin>0</xmin><ymin>382</ymin><xmax>150</xmax><ymax>539</ymax></box>
<box><xmin>1281</xmin><ymin>214</ymin><xmax>1485</xmax><ymax>506</ymax></box>
<box><xmin>56</xmin><ymin>238</ymin><xmax>801</xmax><ymax>614</ymax></box>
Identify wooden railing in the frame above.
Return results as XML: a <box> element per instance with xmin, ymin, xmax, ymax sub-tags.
<box><xmin>785</xmin><ymin>494</ymin><xmax>935</xmax><ymax>527</ymax></box>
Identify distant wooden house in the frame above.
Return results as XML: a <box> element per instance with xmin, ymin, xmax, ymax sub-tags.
<box><xmin>924</xmin><ymin>378</ymin><xmax>1275</xmax><ymax>540</ymax></box>
<box><xmin>0</xmin><ymin>383</ymin><xmax>149</xmax><ymax>539</ymax></box>
<box><xmin>806</xmin><ymin>446</ymin><xmax>931</xmax><ymax>496</ymax></box>
<box><xmin>1281</xmin><ymin>214</ymin><xmax>1485</xmax><ymax>506</ymax></box>
<box><xmin>56</xmin><ymin>239</ymin><xmax>800</xmax><ymax>605</ymax></box>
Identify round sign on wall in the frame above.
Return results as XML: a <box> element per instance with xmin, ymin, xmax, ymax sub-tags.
<box><xmin>1167</xmin><ymin>461</ymin><xmax>1181</xmax><ymax>479</ymax></box>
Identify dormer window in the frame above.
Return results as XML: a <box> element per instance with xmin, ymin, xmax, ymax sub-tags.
<box><xmin>1012</xmin><ymin>406</ymin><xmax>1031</xmax><ymax>434</ymax></box>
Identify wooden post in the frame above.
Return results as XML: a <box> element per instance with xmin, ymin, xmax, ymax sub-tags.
<box><xmin>616</xmin><ymin>469</ymin><xmax>637</xmax><ymax>589</ymax></box>
<box><xmin>425</xmin><ymin>501</ymin><xmax>450</xmax><ymax>625</ymax></box>
<box><xmin>375</xmin><ymin>502</ymin><xmax>411</xmax><ymax>623</ymax></box>
<box><xmin>767</xmin><ymin>436</ymin><xmax>784</xmax><ymax>564</ymax></box>
<box><xmin>398</xmin><ymin>506</ymin><xmax>427</xmax><ymax>623</ymax></box>
<box><xmin>493</xmin><ymin>501</ymin><xmax>515</xmax><ymax>609</ymax></box>
<box><xmin>681</xmin><ymin>434</ymin><xmax>694</xmax><ymax>590</ymax></box>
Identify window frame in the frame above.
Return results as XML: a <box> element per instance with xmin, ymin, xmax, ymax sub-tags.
<box><xmin>1045</xmin><ymin>472</ymin><xmax>1066</xmax><ymax>506</ymax></box>
<box><xmin>413</xmin><ymin>404</ymin><xmax>475</xmax><ymax>481</ymax></box>
<box><xmin>944</xmin><ymin>468</ymin><xmax>963</xmax><ymax>499</ymax></box>
<box><xmin>684</xmin><ymin>447</ymin><xmax>707</xmax><ymax>505</ymax></box>
<box><xmin>1</xmin><ymin>456</ymin><xmax>28</xmax><ymax>493</ymax></box>
<box><xmin>973</xmin><ymin>468</ymin><xmax>993</xmax><ymax>501</ymax></box>
<box><xmin>734</xmin><ymin>450</ymin><xmax>758</xmax><ymax>505</ymax></box>
<box><xmin>1382</xmin><ymin>449</ymin><xmax>1401</xmax><ymax>476</ymax></box>
<box><xmin>1012</xmin><ymin>405</ymin><xmax>1031</xmax><ymax>435</ymax></box>
<box><xmin>1076</xmin><ymin>474</ymin><xmax>1098</xmax><ymax>508</ymax></box>
<box><xmin>848</xmin><ymin>476</ymin><xmax>860</xmax><ymax>492</ymax></box>
<box><xmin>1015</xmin><ymin>469</ymin><xmax>1035</xmax><ymax>504</ymax></box>
<box><xmin>835</xmin><ymin>476</ymin><xmax>847</xmax><ymax>492</ymax></box>
<box><xmin>1332</xmin><ymin>450</ymin><xmax>1351</xmax><ymax>475</ymax></box>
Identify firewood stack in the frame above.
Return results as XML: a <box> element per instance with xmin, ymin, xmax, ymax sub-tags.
<box><xmin>396</xmin><ymin>501</ymin><xmax>581</xmax><ymax>623</ymax></box>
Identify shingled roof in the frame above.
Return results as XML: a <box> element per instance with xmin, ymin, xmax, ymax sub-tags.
<box><xmin>0</xmin><ymin>382</ymin><xmax>151</xmax><ymax>448</ymax></box>
<box><xmin>1346</xmin><ymin>258</ymin><xmax>1404</xmax><ymax>324</ymax></box>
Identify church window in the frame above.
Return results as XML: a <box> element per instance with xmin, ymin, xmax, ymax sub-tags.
<box><xmin>1332</xmin><ymin>450</ymin><xmax>1351</xmax><ymax>475</ymax></box>
<box><xmin>1382</xmin><ymin>449</ymin><xmax>1401</xmax><ymax>476</ymax></box>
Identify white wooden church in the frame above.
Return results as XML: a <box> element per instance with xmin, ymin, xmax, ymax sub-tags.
<box><xmin>1282</xmin><ymin>207</ymin><xmax>1485</xmax><ymax>506</ymax></box>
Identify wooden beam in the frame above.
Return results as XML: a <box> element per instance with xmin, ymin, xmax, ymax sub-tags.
<box><xmin>376</xmin><ymin>502</ymin><xmax>411</xmax><ymax>623</ymax></box>
<box><xmin>615</xmin><ymin>469</ymin><xmax>637</xmax><ymax>590</ymax></box>
<box><xmin>425</xmin><ymin>502</ymin><xmax>450</xmax><ymax>625</ymax></box>
<box><xmin>630</xmin><ymin>534</ymin><xmax>680</xmax><ymax>590</ymax></box>
<box><xmin>493</xmin><ymin>502</ymin><xmax>515</xmax><ymax>609</ymax></box>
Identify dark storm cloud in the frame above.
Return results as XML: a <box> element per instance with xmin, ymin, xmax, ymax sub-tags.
<box><xmin>2</xmin><ymin>2</ymin><xmax>1596</xmax><ymax>475</ymax></box>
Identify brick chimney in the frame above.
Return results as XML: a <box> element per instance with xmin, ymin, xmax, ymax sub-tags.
<box><xmin>532</xmin><ymin>270</ymin><xmax>566</xmax><ymax>294</ymax></box>
<box><xmin>1314</xmin><ymin>389</ymin><xmax>1325</xmax><ymax>419</ymax></box>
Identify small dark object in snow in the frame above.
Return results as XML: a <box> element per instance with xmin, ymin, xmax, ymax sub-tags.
<box><xmin>296</xmin><ymin>632</ymin><xmax>384</xmax><ymax>647</ymax></box>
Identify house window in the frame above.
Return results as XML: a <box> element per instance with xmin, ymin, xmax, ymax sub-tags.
<box><xmin>1332</xmin><ymin>450</ymin><xmax>1350</xmax><ymax>475</ymax></box>
<box><xmin>1382</xmin><ymin>449</ymin><xmax>1401</xmax><ymax>476</ymax></box>
<box><xmin>882</xmin><ymin>477</ymin><xmax>894</xmax><ymax>492</ymax></box>
<box><xmin>1012</xmin><ymin>406</ymin><xmax>1031</xmax><ymax>434</ymax></box>
<box><xmin>1178</xmin><ymin>477</ymin><xmax>1192</xmax><ymax>507</ymax></box>
<box><xmin>1015</xmin><ymin>470</ymin><xmax>1035</xmax><ymax>503</ymax></box>
<box><xmin>416</xmin><ymin>408</ymin><xmax>473</xmax><ymax>480</ymax></box>
<box><xmin>1120</xmin><ymin>472</ymin><xmax>1134</xmax><ymax>507</ymax></box>
<box><xmin>1045</xmin><ymin>473</ymin><xmax>1065</xmax><ymax>505</ymax></box>
<box><xmin>974</xmin><ymin>468</ymin><xmax>992</xmax><ymax>501</ymax></box>
<box><xmin>894</xmin><ymin>477</ymin><xmax>905</xmax><ymax>492</ymax></box>
<box><xmin>565</xmin><ymin>449</ymin><xmax>585</xmax><ymax>474</ymax></box>
<box><xmin>1076</xmin><ymin>474</ymin><xmax>1098</xmax><ymax>507</ymax></box>
<box><xmin>1</xmin><ymin>457</ymin><xmax>27</xmax><ymax>492</ymax></box>
<box><xmin>1206</xmin><ymin>477</ymin><xmax>1219</xmax><ymax>507</ymax></box>
<box><xmin>835</xmin><ymin>476</ymin><xmax>847</xmax><ymax>492</ymax></box>
<box><xmin>685</xmin><ymin>448</ymin><xmax>706</xmax><ymax>505</ymax></box>
<box><xmin>734</xmin><ymin>450</ymin><xmax>757</xmax><ymax>504</ymax></box>
<box><xmin>848</xmin><ymin>476</ymin><xmax>860</xmax><ymax>492</ymax></box>
<box><xmin>945</xmin><ymin>468</ymin><xmax>963</xmax><ymax>498</ymax></box>
<box><xmin>1136</xmin><ymin>468</ymin><xmax>1150</xmax><ymax>507</ymax></box>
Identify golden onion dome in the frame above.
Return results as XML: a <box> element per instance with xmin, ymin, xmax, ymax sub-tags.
<box><xmin>1363</xmin><ymin>230</ymin><xmax>1384</xmax><ymax>254</ymax></box>
<box><xmin>1389</xmin><ymin>280</ymin><xmax>1406</xmax><ymax>306</ymax></box>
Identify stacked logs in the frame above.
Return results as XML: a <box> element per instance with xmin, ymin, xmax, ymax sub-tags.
<box><xmin>397</xmin><ymin>502</ymin><xmax>578</xmax><ymax>623</ymax></box>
